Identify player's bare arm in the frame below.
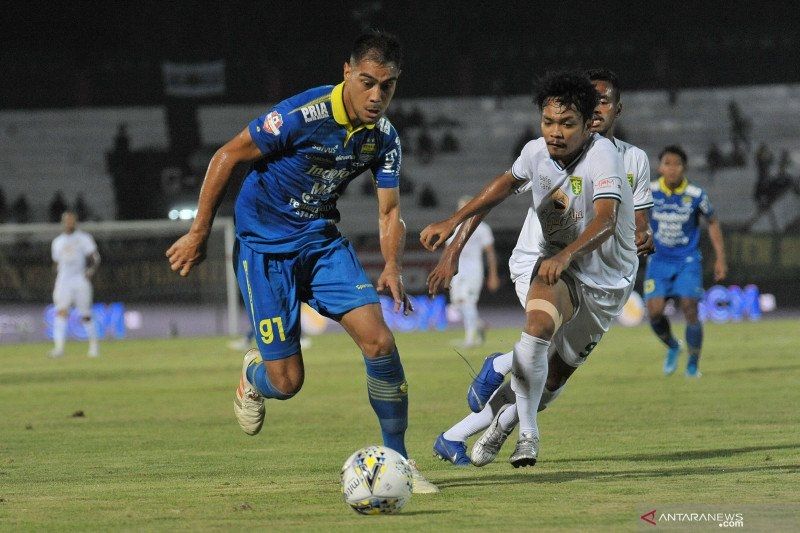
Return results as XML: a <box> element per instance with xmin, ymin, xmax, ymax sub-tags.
<box><xmin>426</xmin><ymin>213</ymin><xmax>486</xmax><ymax>295</ymax></box>
<box><xmin>539</xmin><ymin>198</ymin><xmax>619</xmax><ymax>285</ymax></box>
<box><xmin>707</xmin><ymin>217</ymin><xmax>727</xmax><ymax>282</ymax></box>
<box><xmin>85</xmin><ymin>250</ymin><xmax>101</xmax><ymax>279</ymax></box>
<box><xmin>484</xmin><ymin>242</ymin><xmax>501</xmax><ymax>292</ymax></box>
<box><xmin>420</xmin><ymin>171</ymin><xmax>517</xmax><ymax>251</ymax></box>
<box><xmin>376</xmin><ymin>186</ymin><xmax>412</xmax><ymax>314</ymax></box>
<box><xmin>634</xmin><ymin>208</ymin><xmax>655</xmax><ymax>256</ymax></box>
<box><xmin>166</xmin><ymin>127</ymin><xmax>263</xmax><ymax>277</ymax></box>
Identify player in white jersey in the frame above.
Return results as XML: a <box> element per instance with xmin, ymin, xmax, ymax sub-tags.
<box><xmin>430</xmin><ymin>69</ymin><xmax>653</xmax><ymax>467</ymax></box>
<box><xmin>422</xmin><ymin>71</ymin><xmax>636</xmax><ymax>468</ymax></box>
<box><xmin>50</xmin><ymin>211</ymin><xmax>101</xmax><ymax>358</ymax></box>
<box><xmin>446</xmin><ymin>195</ymin><xmax>500</xmax><ymax>348</ymax></box>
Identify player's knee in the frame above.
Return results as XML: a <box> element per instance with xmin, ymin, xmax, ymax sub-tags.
<box><xmin>682</xmin><ymin>303</ymin><xmax>699</xmax><ymax>323</ymax></box>
<box><xmin>57</xmin><ymin>309</ymin><xmax>69</xmax><ymax>318</ymax></box>
<box><xmin>270</xmin><ymin>374</ymin><xmax>303</xmax><ymax>399</ymax></box>
<box><xmin>359</xmin><ymin>328</ymin><xmax>395</xmax><ymax>357</ymax></box>
<box><xmin>524</xmin><ymin>310</ymin><xmax>556</xmax><ymax>340</ymax></box>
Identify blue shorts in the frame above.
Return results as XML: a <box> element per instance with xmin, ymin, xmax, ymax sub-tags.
<box><xmin>643</xmin><ymin>254</ymin><xmax>704</xmax><ymax>300</ymax></box>
<box><xmin>234</xmin><ymin>236</ymin><xmax>379</xmax><ymax>360</ymax></box>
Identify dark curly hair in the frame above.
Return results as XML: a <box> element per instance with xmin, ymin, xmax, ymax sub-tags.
<box><xmin>659</xmin><ymin>144</ymin><xmax>687</xmax><ymax>164</ymax></box>
<box><xmin>587</xmin><ymin>68</ymin><xmax>621</xmax><ymax>103</ymax></box>
<box><xmin>535</xmin><ymin>70</ymin><xmax>598</xmax><ymax>124</ymax></box>
<box><xmin>350</xmin><ymin>29</ymin><xmax>402</xmax><ymax>68</ymax></box>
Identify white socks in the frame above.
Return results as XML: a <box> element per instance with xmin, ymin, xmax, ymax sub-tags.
<box><xmin>493</xmin><ymin>350</ymin><xmax>513</xmax><ymax>374</ymax></box>
<box><xmin>53</xmin><ymin>315</ymin><xmax>67</xmax><ymax>353</ymax></box>
<box><xmin>461</xmin><ymin>301</ymin><xmax>479</xmax><ymax>344</ymax></box>
<box><xmin>511</xmin><ymin>332</ymin><xmax>550</xmax><ymax>437</ymax></box>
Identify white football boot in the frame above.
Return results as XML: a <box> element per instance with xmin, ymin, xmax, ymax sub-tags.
<box><xmin>471</xmin><ymin>404</ymin><xmax>514</xmax><ymax>466</ymax></box>
<box><xmin>233</xmin><ymin>349</ymin><xmax>266</xmax><ymax>436</ymax></box>
<box><xmin>406</xmin><ymin>458</ymin><xmax>440</xmax><ymax>494</ymax></box>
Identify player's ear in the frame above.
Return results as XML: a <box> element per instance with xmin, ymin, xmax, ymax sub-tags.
<box><xmin>616</xmin><ymin>101</ymin><xmax>623</xmax><ymax>118</ymax></box>
<box><xmin>343</xmin><ymin>60</ymin><xmax>352</xmax><ymax>80</ymax></box>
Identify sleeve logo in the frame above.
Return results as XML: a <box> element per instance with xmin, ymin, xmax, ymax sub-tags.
<box><xmin>263</xmin><ymin>111</ymin><xmax>283</xmax><ymax>136</ymax></box>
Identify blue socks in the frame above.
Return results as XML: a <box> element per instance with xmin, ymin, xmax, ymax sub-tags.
<box><xmin>650</xmin><ymin>315</ymin><xmax>679</xmax><ymax>349</ymax></box>
<box><xmin>364</xmin><ymin>349</ymin><xmax>408</xmax><ymax>458</ymax></box>
<box><xmin>686</xmin><ymin>322</ymin><xmax>703</xmax><ymax>357</ymax></box>
<box><xmin>246</xmin><ymin>363</ymin><xmax>294</xmax><ymax>400</ymax></box>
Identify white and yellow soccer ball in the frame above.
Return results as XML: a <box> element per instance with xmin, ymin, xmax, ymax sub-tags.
<box><xmin>340</xmin><ymin>445</ymin><xmax>413</xmax><ymax>515</ymax></box>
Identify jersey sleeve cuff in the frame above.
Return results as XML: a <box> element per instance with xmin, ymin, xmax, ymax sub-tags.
<box><xmin>593</xmin><ymin>193</ymin><xmax>622</xmax><ymax>202</ymax></box>
<box><xmin>634</xmin><ymin>201</ymin><xmax>654</xmax><ymax>210</ymax></box>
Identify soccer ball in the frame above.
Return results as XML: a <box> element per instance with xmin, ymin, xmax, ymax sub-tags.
<box><xmin>340</xmin><ymin>445</ymin><xmax>413</xmax><ymax>515</ymax></box>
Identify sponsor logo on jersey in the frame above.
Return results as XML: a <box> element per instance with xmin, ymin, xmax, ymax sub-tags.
<box><xmin>551</xmin><ymin>189</ymin><xmax>570</xmax><ymax>211</ymax></box>
<box><xmin>683</xmin><ymin>196</ymin><xmax>693</xmax><ymax>205</ymax></box>
<box><xmin>569</xmin><ymin>176</ymin><xmax>583</xmax><ymax>195</ymax></box>
<box><xmin>627</xmin><ymin>172</ymin><xmax>635</xmax><ymax>188</ymax></box>
<box><xmin>307</xmin><ymin>164</ymin><xmax>354</xmax><ymax>182</ymax></box>
<box><xmin>378</xmin><ymin>117</ymin><xmax>391</xmax><ymax>135</ymax></box>
<box><xmin>311</xmin><ymin>143</ymin><xmax>338</xmax><ymax>154</ymax></box>
<box><xmin>539</xmin><ymin>175</ymin><xmax>552</xmax><ymax>190</ymax></box>
<box><xmin>596</xmin><ymin>177</ymin><xmax>621</xmax><ymax>190</ymax></box>
<box><xmin>263</xmin><ymin>111</ymin><xmax>283</xmax><ymax>136</ymax></box>
<box><xmin>359</xmin><ymin>138</ymin><xmax>378</xmax><ymax>162</ymax></box>
<box><xmin>300</xmin><ymin>102</ymin><xmax>330</xmax><ymax>123</ymax></box>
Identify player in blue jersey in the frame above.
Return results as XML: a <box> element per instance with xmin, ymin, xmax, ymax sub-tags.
<box><xmin>645</xmin><ymin>145</ymin><xmax>727</xmax><ymax>377</ymax></box>
<box><xmin>166</xmin><ymin>30</ymin><xmax>437</xmax><ymax>493</ymax></box>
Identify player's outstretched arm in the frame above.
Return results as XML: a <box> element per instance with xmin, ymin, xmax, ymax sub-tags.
<box><xmin>539</xmin><ymin>198</ymin><xmax>619</xmax><ymax>285</ymax></box>
<box><xmin>166</xmin><ymin>127</ymin><xmax>263</xmax><ymax>277</ymax></box>
<box><xmin>426</xmin><ymin>213</ymin><xmax>485</xmax><ymax>295</ymax></box>
<box><xmin>376</xmin><ymin>187</ymin><xmax>412</xmax><ymax>315</ymax></box>
<box><xmin>419</xmin><ymin>171</ymin><xmax>517</xmax><ymax>252</ymax></box>
<box><xmin>634</xmin><ymin>208</ymin><xmax>655</xmax><ymax>256</ymax></box>
<box><xmin>707</xmin><ymin>217</ymin><xmax>727</xmax><ymax>282</ymax></box>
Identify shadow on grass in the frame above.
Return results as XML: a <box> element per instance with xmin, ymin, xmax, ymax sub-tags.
<box><xmin>547</xmin><ymin>443</ymin><xmax>800</xmax><ymax>463</ymax></box>
<box><xmin>714</xmin><ymin>364</ymin><xmax>800</xmax><ymax>376</ymax></box>
<box><xmin>436</xmin><ymin>463</ymin><xmax>800</xmax><ymax>489</ymax></box>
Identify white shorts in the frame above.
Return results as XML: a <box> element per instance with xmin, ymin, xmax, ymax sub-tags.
<box><xmin>513</xmin><ymin>271</ymin><xmax>632</xmax><ymax>368</ymax></box>
<box><xmin>53</xmin><ymin>277</ymin><xmax>93</xmax><ymax>315</ymax></box>
<box><xmin>449</xmin><ymin>274</ymin><xmax>482</xmax><ymax>305</ymax></box>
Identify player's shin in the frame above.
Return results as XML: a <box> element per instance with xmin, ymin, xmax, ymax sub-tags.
<box><xmin>246</xmin><ymin>363</ymin><xmax>295</xmax><ymax>400</ymax></box>
<box><xmin>650</xmin><ymin>315</ymin><xmax>679</xmax><ymax>348</ymax></box>
<box><xmin>685</xmin><ymin>322</ymin><xmax>703</xmax><ymax>357</ymax></box>
<box><xmin>511</xmin><ymin>332</ymin><xmax>549</xmax><ymax>438</ymax></box>
<box><xmin>53</xmin><ymin>314</ymin><xmax>67</xmax><ymax>353</ymax></box>
<box><xmin>364</xmin><ymin>349</ymin><xmax>408</xmax><ymax>458</ymax></box>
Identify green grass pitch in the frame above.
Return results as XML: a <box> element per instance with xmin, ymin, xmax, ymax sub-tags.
<box><xmin>1</xmin><ymin>319</ymin><xmax>798</xmax><ymax>530</ymax></box>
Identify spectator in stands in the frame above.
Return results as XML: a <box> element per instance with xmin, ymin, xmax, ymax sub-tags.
<box><xmin>114</xmin><ymin>123</ymin><xmax>130</xmax><ymax>153</ymax></box>
<box><xmin>728</xmin><ymin>100</ymin><xmax>751</xmax><ymax>154</ymax></box>
<box><xmin>0</xmin><ymin>186</ymin><xmax>7</xmax><ymax>223</ymax></box>
<box><xmin>48</xmin><ymin>191</ymin><xmax>68</xmax><ymax>223</ymax></box>
<box><xmin>418</xmin><ymin>184</ymin><xmax>439</xmax><ymax>208</ymax></box>
<box><xmin>417</xmin><ymin>128</ymin><xmax>436</xmax><ymax>164</ymax></box>
<box><xmin>439</xmin><ymin>130</ymin><xmax>460</xmax><ymax>153</ymax></box>
<box><xmin>12</xmin><ymin>195</ymin><xmax>30</xmax><ymax>224</ymax></box>
<box><xmin>407</xmin><ymin>105</ymin><xmax>425</xmax><ymax>127</ymax></box>
<box><xmin>706</xmin><ymin>143</ymin><xmax>723</xmax><ymax>180</ymax></box>
<box><xmin>754</xmin><ymin>143</ymin><xmax>774</xmax><ymax>207</ymax></box>
<box><xmin>512</xmin><ymin>127</ymin><xmax>535</xmax><ymax>162</ymax></box>
<box><xmin>775</xmin><ymin>150</ymin><xmax>799</xmax><ymax>195</ymax></box>
<box><xmin>74</xmin><ymin>193</ymin><xmax>90</xmax><ymax>221</ymax></box>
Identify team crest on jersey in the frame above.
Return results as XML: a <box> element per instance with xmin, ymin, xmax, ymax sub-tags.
<box><xmin>683</xmin><ymin>196</ymin><xmax>693</xmax><ymax>205</ymax></box>
<box><xmin>263</xmin><ymin>111</ymin><xmax>283</xmax><ymax>136</ymax></box>
<box><xmin>569</xmin><ymin>176</ymin><xmax>583</xmax><ymax>195</ymax></box>
<box><xmin>627</xmin><ymin>172</ymin><xmax>635</xmax><ymax>188</ymax></box>
<box><xmin>359</xmin><ymin>139</ymin><xmax>377</xmax><ymax>161</ymax></box>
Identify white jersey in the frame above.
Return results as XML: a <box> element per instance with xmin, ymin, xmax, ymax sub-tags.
<box><xmin>509</xmin><ymin>136</ymin><xmax>650</xmax><ymax>285</ymax></box>
<box><xmin>447</xmin><ymin>221</ymin><xmax>494</xmax><ymax>280</ymax></box>
<box><xmin>51</xmin><ymin>230</ymin><xmax>98</xmax><ymax>283</ymax></box>
<box><xmin>508</xmin><ymin>134</ymin><xmax>637</xmax><ymax>290</ymax></box>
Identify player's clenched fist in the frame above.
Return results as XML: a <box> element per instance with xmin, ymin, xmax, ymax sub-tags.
<box><xmin>166</xmin><ymin>231</ymin><xmax>208</xmax><ymax>277</ymax></box>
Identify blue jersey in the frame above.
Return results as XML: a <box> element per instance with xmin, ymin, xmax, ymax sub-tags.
<box><xmin>649</xmin><ymin>177</ymin><xmax>714</xmax><ymax>261</ymax></box>
<box><xmin>235</xmin><ymin>83</ymin><xmax>402</xmax><ymax>253</ymax></box>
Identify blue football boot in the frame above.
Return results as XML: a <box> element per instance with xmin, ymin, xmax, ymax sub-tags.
<box><xmin>467</xmin><ymin>353</ymin><xmax>505</xmax><ymax>412</ymax></box>
<box><xmin>663</xmin><ymin>343</ymin><xmax>681</xmax><ymax>376</ymax></box>
<box><xmin>685</xmin><ymin>354</ymin><xmax>702</xmax><ymax>378</ymax></box>
<box><xmin>433</xmin><ymin>433</ymin><xmax>471</xmax><ymax>467</ymax></box>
